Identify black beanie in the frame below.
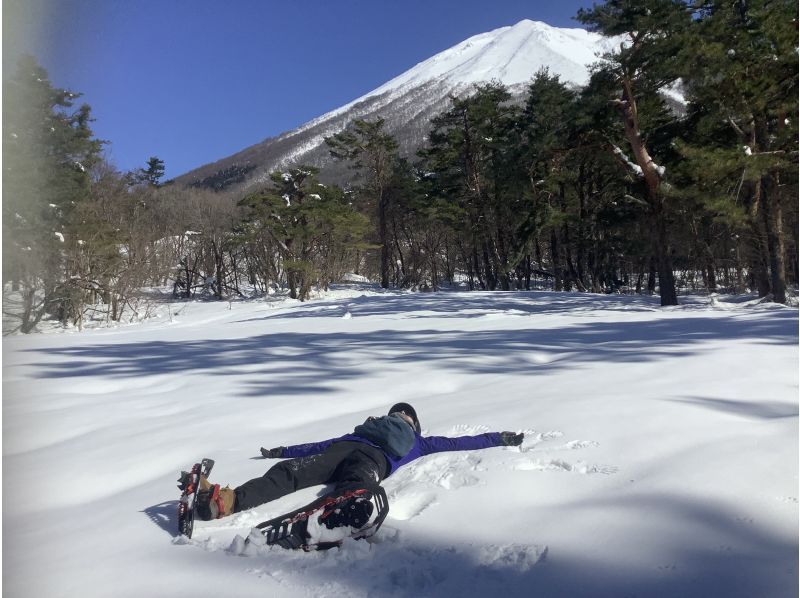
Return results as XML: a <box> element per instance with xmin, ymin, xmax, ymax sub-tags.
<box><xmin>388</xmin><ymin>402</ymin><xmax>421</xmax><ymax>433</ymax></box>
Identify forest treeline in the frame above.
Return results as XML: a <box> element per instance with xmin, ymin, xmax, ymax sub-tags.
<box><xmin>3</xmin><ymin>0</ymin><xmax>797</xmax><ymax>332</ymax></box>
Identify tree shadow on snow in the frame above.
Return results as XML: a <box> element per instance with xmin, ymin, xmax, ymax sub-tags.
<box><xmin>234</xmin><ymin>290</ymin><xmax>666</xmax><ymax>323</ymax></box>
<box><xmin>669</xmin><ymin>396</ymin><xmax>799</xmax><ymax>420</ymax></box>
<box><xmin>24</xmin><ymin>307</ymin><xmax>797</xmax><ymax>400</ymax></box>
<box><xmin>268</xmin><ymin>492</ymin><xmax>797</xmax><ymax>598</ymax></box>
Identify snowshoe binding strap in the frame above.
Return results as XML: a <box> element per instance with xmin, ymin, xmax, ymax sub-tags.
<box><xmin>177</xmin><ymin>470</ymin><xmax>195</xmax><ymax>493</ymax></box>
<box><xmin>196</xmin><ymin>484</ymin><xmax>226</xmax><ymax>520</ymax></box>
<box><xmin>320</xmin><ymin>496</ymin><xmax>374</xmax><ymax>530</ymax></box>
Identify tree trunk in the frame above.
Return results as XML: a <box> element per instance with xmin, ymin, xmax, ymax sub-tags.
<box><xmin>575</xmin><ymin>162</ymin><xmax>589</xmax><ymax>290</ymax></box>
<box><xmin>550</xmin><ymin>230</ymin><xmax>563</xmax><ymax>292</ymax></box>
<box><xmin>471</xmin><ymin>240</ymin><xmax>484</xmax><ymax>290</ymax></box>
<box><xmin>392</xmin><ymin>221</ymin><xmax>407</xmax><ymax>288</ymax></box>
<box><xmin>563</xmin><ymin>224</ymin><xmax>586</xmax><ymax>292</ymax></box>
<box><xmin>214</xmin><ymin>243</ymin><xmax>225</xmax><ymax>300</ymax></box>
<box><xmin>378</xmin><ymin>187</ymin><xmax>390</xmax><ymax>289</ymax></box>
<box><xmin>635</xmin><ymin>264</ymin><xmax>644</xmax><ymax>295</ymax></box>
<box><xmin>615</xmin><ymin>75</ymin><xmax>678</xmax><ymax>305</ymax></box>
<box><xmin>749</xmin><ymin>180</ymin><xmax>773</xmax><ymax>297</ymax></box>
<box><xmin>482</xmin><ymin>238</ymin><xmax>496</xmax><ymax>290</ymax></box>
<box><xmin>761</xmin><ymin>174</ymin><xmax>787</xmax><ymax>303</ymax></box>
<box><xmin>524</xmin><ymin>254</ymin><xmax>532</xmax><ymax>290</ymax></box>
<box><xmin>495</xmin><ymin>233</ymin><xmax>511</xmax><ymax>291</ymax></box>
<box><xmin>647</xmin><ymin>256</ymin><xmax>657</xmax><ymax>295</ymax></box>
<box><xmin>653</xmin><ymin>209</ymin><xmax>678</xmax><ymax>305</ymax></box>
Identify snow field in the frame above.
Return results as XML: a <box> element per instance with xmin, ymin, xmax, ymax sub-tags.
<box><xmin>2</xmin><ymin>287</ymin><xmax>797</xmax><ymax>597</ymax></box>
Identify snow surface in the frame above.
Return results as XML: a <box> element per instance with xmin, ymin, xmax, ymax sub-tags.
<box><xmin>366</xmin><ymin>20</ymin><xmax>615</xmax><ymax>94</ymax></box>
<box><xmin>3</xmin><ymin>287</ymin><xmax>798</xmax><ymax>597</ymax></box>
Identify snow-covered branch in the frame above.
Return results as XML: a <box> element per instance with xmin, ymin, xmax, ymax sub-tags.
<box><xmin>611</xmin><ymin>144</ymin><xmax>643</xmax><ymax>177</ymax></box>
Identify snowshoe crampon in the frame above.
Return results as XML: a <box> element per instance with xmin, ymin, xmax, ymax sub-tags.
<box><xmin>246</xmin><ymin>483</ymin><xmax>389</xmax><ymax>551</ymax></box>
<box><xmin>177</xmin><ymin>458</ymin><xmax>214</xmax><ymax>538</ymax></box>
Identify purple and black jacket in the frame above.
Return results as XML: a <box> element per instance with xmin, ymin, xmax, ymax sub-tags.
<box><xmin>282</xmin><ymin>431</ymin><xmax>505</xmax><ymax>477</ymax></box>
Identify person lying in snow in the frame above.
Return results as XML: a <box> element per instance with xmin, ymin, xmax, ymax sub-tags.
<box><xmin>195</xmin><ymin>402</ymin><xmax>524</xmax><ymax>521</ymax></box>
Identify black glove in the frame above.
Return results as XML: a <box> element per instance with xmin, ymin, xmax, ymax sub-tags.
<box><xmin>260</xmin><ymin>446</ymin><xmax>285</xmax><ymax>458</ymax></box>
<box><xmin>500</xmin><ymin>432</ymin><xmax>524</xmax><ymax>446</ymax></box>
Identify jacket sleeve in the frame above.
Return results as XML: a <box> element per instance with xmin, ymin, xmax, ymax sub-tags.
<box><xmin>417</xmin><ymin>432</ymin><xmax>503</xmax><ymax>456</ymax></box>
<box><xmin>282</xmin><ymin>436</ymin><xmax>343</xmax><ymax>458</ymax></box>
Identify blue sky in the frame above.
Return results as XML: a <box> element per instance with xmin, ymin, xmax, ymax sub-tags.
<box><xmin>4</xmin><ymin>0</ymin><xmax>597</xmax><ymax>180</ymax></box>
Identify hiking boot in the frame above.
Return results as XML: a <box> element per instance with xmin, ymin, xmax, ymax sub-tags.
<box><xmin>197</xmin><ymin>484</ymin><xmax>236</xmax><ymax>520</ymax></box>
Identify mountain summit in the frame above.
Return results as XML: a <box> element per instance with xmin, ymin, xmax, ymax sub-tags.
<box><xmin>176</xmin><ymin>20</ymin><xmax>616</xmax><ymax>190</ymax></box>
<box><xmin>366</xmin><ymin>19</ymin><xmax>614</xmax><ymax>92</ymax></box>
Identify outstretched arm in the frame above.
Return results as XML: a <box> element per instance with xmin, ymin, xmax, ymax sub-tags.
<box><xmin>418</xmin><ymin>431</ymin><xmax>523</xmax><ymax>456</ymax></box>
<box><xmin>261</xmin><ymin>436</ymin><xmax>346</xmax><ymax>459</ymax></box>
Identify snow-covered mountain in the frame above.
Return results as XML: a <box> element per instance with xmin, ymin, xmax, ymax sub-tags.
<box><xmin>176</xmin><ymin>20</ymin><xmax>618</xmax><ymax>190</ymax></box>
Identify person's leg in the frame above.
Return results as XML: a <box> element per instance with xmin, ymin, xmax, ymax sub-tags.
<box><xmin>313</xmin><ymin>444</ymin><xmax>389</xmax><ymax>533</ymax></box>
<box><xmin>329</xmin><ymin>443</ymin><xmax>388</xmax><ymax>490</ymax></box>
<box><xmin>233</xmin><ymin>441</ymin><xmax>376</xmax><ymax>513</ymax></box>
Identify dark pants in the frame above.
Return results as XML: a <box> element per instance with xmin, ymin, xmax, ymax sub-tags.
<box><xmin>233</xmin><ymin>441</ymin><xmax>388</xmax><ymax>513</ymax></box>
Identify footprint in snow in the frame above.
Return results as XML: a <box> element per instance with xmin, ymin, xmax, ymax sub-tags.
<box><xmin>447</xmin><ymin>423</ymin><xmax>492</xmax><ymax>436</ymax></box>
<box><xmin>520</xmin><ymin>430</ymin><xmax>563</xmax><ymax>451</ymax></box>
<box><xmin>513</xmin><ymin>458</ymin><xmax>618</xmax><ymax>475</ymax></box>
<box><xmin>537</xmin><ymin>430</ymin><xmax>564</xmax><ymax>441</ymax></box>
<box><xmin>563</xmin><ymin>439</ymin><xmax>600</xmax><ymax>450</ymax></box>
<box><xmin>388</xmin><ymin>452</ymin><xmax>484</xmax><ymax>490</ymax></box>
<box><xmin>520</xmin><ymin>431</ymin><xmax>603</xmax><ymax>454</ymax></box>
<box><xmin>388</xmin><ymin>490</ymin><xmax>438</xmax><ymax>521</ymax></box>
<box><xmin>477</xmin><ymin>543</ymin><xmax>548</xmax><ymax>571</ymax></box>
<box><xmin>381</xmin><ymin>453</ymin><xmax>484</xmax><ymax>520</ymax></box>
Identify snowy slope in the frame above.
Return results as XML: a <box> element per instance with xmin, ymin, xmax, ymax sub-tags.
<box><xmin>176</xmin><ymin>20</ymin><xmax>619</xmax><ymax>188</ymax></box>
<box><xmin>3</xmin><ymin>289</ymin><xmax>798</xmax><ymax>597</ymax></box>
<box><xmin>294</xmin><ymin>20</ymin><xmax>617</xmax><ymax>134</ymax></box>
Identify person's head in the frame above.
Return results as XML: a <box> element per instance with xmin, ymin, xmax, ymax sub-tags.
<box><xmin>388</xmin><ymin>402</ymin><xmax>421</xmax><ymax>433</ymax></box>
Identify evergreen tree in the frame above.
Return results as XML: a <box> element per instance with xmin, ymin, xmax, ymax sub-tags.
<box><xmin>420</xmin><ymin>83</ymin><xmax>522</xmax><ymax>290</ymax></box>
<box><xmin>518</xmin><ymin>70</ymin><xmax>580</xmax><ymax>291</ymax></box>
<box><xmin>675</xmin><ymin>0</ymin><xmax>798</xmax><ymax>302</ymax></box>
<box><xmin>577</xmin><ymin>0</ymin><xmax>692</xmax><ymax>305</ymax></box>
<box><xmin>391</xmin><ymin>158</ymin><xmax>463</xmax><ymax>290</ymax></box>
<box><xmin>126</xmin><ymin>156</ymin><xmax>166</xmax><ymax>187</ymax></box>
<box><xmin>3</xmin><ymin>55</ymin><xmax>103</xmax><ymax>331</ymax></box>
<box><xmin>326</xmin><ymin>119</ymin><xmax>399</xmax><ymax>288</ymax></box>
<box><xmin>141</xmin><ymin>156</ymin><xmax>166</xmax><ymax>187</ymax></box>
<box><xmin>239</xmin><ymin>167</ymin><xmax>368</xmax><ymax>300</ymax></box>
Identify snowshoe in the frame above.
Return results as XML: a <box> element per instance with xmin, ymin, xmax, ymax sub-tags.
<box><xmin>246</xmin><ymin>483</ymin><xmax>389</xmax><ymax>551</ymax></box>
<box><xmin>177</xmin><ymin>458</ymin><xmax>215</xmax><ymax>538</ymax></box>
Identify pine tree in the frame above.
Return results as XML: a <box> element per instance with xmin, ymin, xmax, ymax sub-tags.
<box><xmin>420</xmin><ymin>83</ymin><xmax>522</xmax><ymax>290</ymax></box>
<box><xmin>518</xmin><ymin>70</ymin><xmax>581</xmax><ymax>291</ymax></box>
<box><xmin>577</xmin><ymin>0</ymin><xmax>692</xmax><ymax>305</ymax></box>
<box><xmin>239</xmin><ymin>167</ymin><xmax>368</xmax><ymax>300</ymax></box>
<box><xmin>141</xmin><ymin>156</ymin><xmax>166</xmax><ymax>187</ymax></box>
<box><xmin>326</xmin><ymin>119</ymin><xmax>399</xmax><ymax>288</ymax></box>
<box><xmin>126</xmin><ymin>156</ymin><xmax>166</xmax><ymax>187</ymax></box>
<box><xmin>675</xmin><ymin>0</ymin><xmax>798</xmax><ymax>302</ymax></box>
<box><xmin>3</xmin><ymin>55</ymin><xmax>103</xmax><ymax>331</ymax></box>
